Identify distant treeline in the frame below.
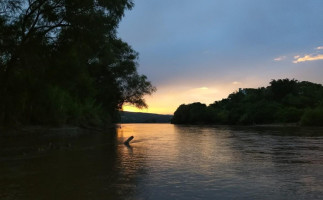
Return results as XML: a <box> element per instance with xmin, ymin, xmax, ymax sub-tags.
<box><xmin>0</xmin><ymin>1</ymin><xmax>155</xmax><ymax>127</ymax></box>
<box><xmin>119</xmin><ymin>111</ymin><xmax>172</xmax><ymax>123</ymax></box>
<box><xmin>171</xmin><ymin>79</ymin><xmax>323</xmax><ymax>126</ymax></box>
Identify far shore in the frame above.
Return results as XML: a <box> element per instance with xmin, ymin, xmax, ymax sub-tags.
<box><xmin>171</xmin><ymin>123</ymin><xmax>323</xmax><ymax>128</ymax></box>
<box><xmin>252</xmin><ymin>123</ymin><xmax>299</xmax><ymax>127</ymax></box>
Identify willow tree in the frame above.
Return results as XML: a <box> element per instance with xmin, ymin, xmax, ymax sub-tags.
<box><xmin>0</xmin><ymin>0</ymin><xmax>155</xmax><ymax>126</ymax></box>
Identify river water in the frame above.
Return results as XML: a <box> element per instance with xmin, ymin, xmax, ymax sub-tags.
<box><xmin>0</xmin><ymin>124</ymin><xmax>323</xmax><ymax>199</ymax></box>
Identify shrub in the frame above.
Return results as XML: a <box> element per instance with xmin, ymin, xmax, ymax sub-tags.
<box><xmin>301</xmin><ymin>107</ymin><xmax>323</xmax><ymax>126</ymax></box>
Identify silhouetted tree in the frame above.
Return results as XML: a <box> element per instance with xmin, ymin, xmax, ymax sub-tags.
<box><xmin>171</xmin><ymin>103</ymin><xmax>207</xmax><ymax>124</ymax></box>
<box><xmin>0</xmin><ymin>0</ymin><xmax>155</xmax><ymax>126</ymax></box>
<box><xmin>269</xmin><ymin>79</ymin><xmax>298</xmax><ymax>100</ymax></box>
<box><xmin>172</xmin><ymin>79</ymin><xmax>323</xmax><ymax>126</ymax></box>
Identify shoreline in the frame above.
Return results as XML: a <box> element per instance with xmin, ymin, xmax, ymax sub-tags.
<box><xmin>171</xmin><ymin>123</ymin><xmax>323</xmax><ymax>128</ymax></box>
<box><xmin>0</xmin><ymin>124</ymin><xmax>117</xmax><ymax>136</ymax></box>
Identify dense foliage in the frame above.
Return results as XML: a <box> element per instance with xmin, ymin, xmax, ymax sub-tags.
<box><xmin>0</xmin><ymin>0</ymin><xmax>155</xmax><ymax>127</ymax></box>
<box><xmin>171</xmin><ymin>79</ymin><xmax>323</xmax><ymax>126</ymax></box>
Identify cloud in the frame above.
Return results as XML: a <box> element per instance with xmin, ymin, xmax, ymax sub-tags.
<box><xmin>198</xmin><ymin>87</ymin><xmax>209</xmax><ymax>90</ymax></box>
<box><xmin>316</xmin><ymin>46</ymin><xmax>323</xmax><ymax>50</ymax></box>
<box><xmin>274</xmin><ymin>56</ymin><xmax>286</xmax><ymax>61</ymax></box>
<box><xmin>293</xmin><ymin>54</ymin><xmax>323</xmax><ymax>63</ymax></box>
<box><xmin>232</xmin><ymin>81</ymin><xmax>242</xmax><ymax>85</ymax></box>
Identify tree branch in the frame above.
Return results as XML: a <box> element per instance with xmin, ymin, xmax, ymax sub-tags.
<box><xmin>22</xmin><ymin>0</ymin><xmax>47</xmax><ymax>36</ymax></box>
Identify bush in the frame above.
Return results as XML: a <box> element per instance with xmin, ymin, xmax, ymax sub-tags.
<box><xmin>301</xmin><ymin>107</ymin><xmax>323</xmax><ymax>126</ymax></box>
<box><xmin>276</xmin><ymin>107</ymin><xmax>303</xmax><ymax>123</ymax></box>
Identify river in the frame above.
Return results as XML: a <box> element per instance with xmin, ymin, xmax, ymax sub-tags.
<box><xmin>1</xmin><ymin>124</ymin><xmax>323</xmax><ymax>199</ymax></box>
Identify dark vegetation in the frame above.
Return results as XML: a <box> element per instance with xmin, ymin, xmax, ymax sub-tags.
<box><xmin>0</xmin><ymin>0</ymin><xmax>155</xmax><ymax>127</ymax></box>
<box><xmin>172</xmin><ymin>79</ymin><xmax>323</xmax><ymax>126</ymax></box>
<box><xmin>119</xmin><ymin>111</ymin><xmax>172</xmax><ymax>123</ymax></box>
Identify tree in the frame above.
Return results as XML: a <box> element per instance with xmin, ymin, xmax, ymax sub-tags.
<box><xmin>0</xmin><ymin>0</ymin><xmax>155</xmax><ymax>126</ymax></box>
<box><xmin>269</xmin><ymin>78</ymin><xmax>298</xmax><ymax>100</ymax></box>
<box><xmin>171</xmin><ymin>103</ymin><xmax>207</xmax><ymax>124</ymax></box>
<box><xmin>172</xmin><ymin>79</ymin><xmax>323</xmax><ymax>126</ymax></box>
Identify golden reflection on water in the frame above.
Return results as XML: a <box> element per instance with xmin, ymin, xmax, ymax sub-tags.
<box><xmin>115</xmin><ymin>124</ymin><xmax>323</xmax><ymax>199</ymax></box>
<box><xmin>116</xmin><ymin>124</ymin><xmax>247</xmax><ymax>183</ymax></box>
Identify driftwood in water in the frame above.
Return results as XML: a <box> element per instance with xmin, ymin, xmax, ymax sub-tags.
<box><xmin>124</xmin><ymin>136</ymin><xmax>134</xmax><ymax>145</ymax></box>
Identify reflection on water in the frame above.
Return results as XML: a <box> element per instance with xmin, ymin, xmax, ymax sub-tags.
<box><xmin>1</xmin><ymin>125</ymin><xmax>323</xmax><ymax>199</ymax></box>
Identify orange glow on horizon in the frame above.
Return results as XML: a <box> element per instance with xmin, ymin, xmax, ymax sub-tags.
<box><xmin>122</xmin><ymin>104</ymin><xmax>173</xmax><ymax>115</ymax></box>
<box><xmin>122</xmin><ymin>105</ymin><xmax>148</xmax><ymax>113</ymax></box>
<box><xmin>121</xmin><ymin>79</ymin><xmax>267</xmax><ymax>115</ymax></box>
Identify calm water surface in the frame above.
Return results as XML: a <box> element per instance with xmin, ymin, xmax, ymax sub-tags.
<box><xmin>1</xmin><ymin>124</ymin><xmax>323</xmax><ymax>199</ymax></box>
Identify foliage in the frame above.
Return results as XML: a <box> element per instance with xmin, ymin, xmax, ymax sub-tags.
<box><xmin>0</xmin><ymin>0</ymin><xmax>155</xmax><ymax>127</ymax></box>
<box><xmin>172</xmin><ymin>79</ymin><xmax>323</xmax><ymax>126</ymax></box>
<box><xmin>301</xmin><ymin>107</ymin><xmax>323</xmax><ymax>126</ymax></box>
<box><xmin>171</xmin><ymin>103</ymin><xmax>207</xmax><ymax>124</ymax></box>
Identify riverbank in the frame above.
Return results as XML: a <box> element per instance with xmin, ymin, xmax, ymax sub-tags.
<box><xmin>0</xmin><ymin>125</ymin><xmax>120</xmax><ymax>200</ymax></box>
<box><xmin>0</xmin><ymin>124</ymin><xmax>118</xmax><ymax>165</ymax></box>
<box><xmin>251</xmin><ymin>123</ymin><xmax>299</xmax><ymax>127</ymax></box>
<box><xmin>0</xmin><ymin>124</ymin><xmax>118</xmax><ymax>137</ymax></box>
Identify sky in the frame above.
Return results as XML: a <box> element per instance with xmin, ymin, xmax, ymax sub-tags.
<box><xmin>117</xmin><ymin>0</ymin><xmax>323</xmax><ymax>115</ymax></box>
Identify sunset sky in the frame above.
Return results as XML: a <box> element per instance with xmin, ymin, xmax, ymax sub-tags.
<box><xmin>118</xmin><ymin>0</ymin><xmax>323</xmax><ymax>115</ymax></box>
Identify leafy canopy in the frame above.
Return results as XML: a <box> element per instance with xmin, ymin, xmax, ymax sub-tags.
<box><xmin>0</xmin><ymin>0</ymin><xmax>156</xmax><ymax>126</ymax></box>
<box><xmin>172</xmin><ymin>79</ymin><xmax>323</xmax><ymax>126</ymax></box>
